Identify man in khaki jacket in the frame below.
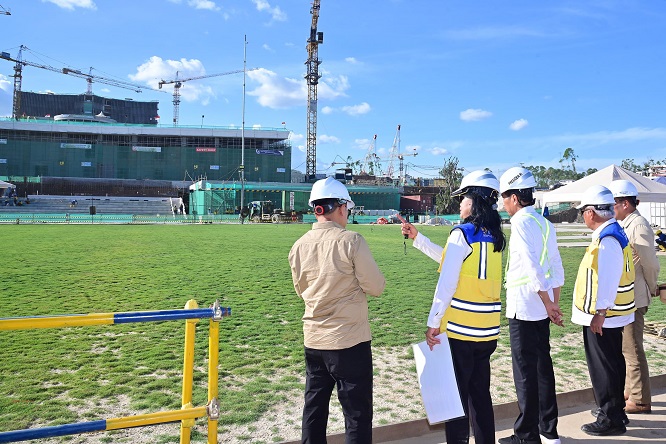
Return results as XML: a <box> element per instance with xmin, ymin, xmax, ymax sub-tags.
<box><xmin>289</xmin><ymin>177</ymin><xmax>386</xmax><ymax>443</ymax></box>
<box><xmin>609</xmin><ymin>180</ymin><xmax>660</xmax><ymax>414</ymax></box>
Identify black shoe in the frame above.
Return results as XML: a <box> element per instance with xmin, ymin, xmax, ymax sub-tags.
<box><xmin>581</xmin><ymin>421</ymin><xmax>626</xmax><ymax>436</ymax></box>
<box><xmin>590</xmin><ymin>407</ymin><xmax>629</xmax><ymax>425</ymax></box>
<box><xmin>497</xmin><ymin>435</ymin><xmax>540</xmax><ymax>444</ymax></box>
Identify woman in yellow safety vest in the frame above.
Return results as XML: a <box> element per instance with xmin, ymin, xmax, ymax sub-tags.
<box><xmin>402</xmin><ymin>170</ymin><xmax>506</xmax><ymax>444</ymax></box>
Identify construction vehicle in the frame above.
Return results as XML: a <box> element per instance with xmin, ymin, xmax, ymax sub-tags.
<box><xmin>247</xmin><ymin>201</ymin><xmax>302</xmax><ymax>223</ymax></box>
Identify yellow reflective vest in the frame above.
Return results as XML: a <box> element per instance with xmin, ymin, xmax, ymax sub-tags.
<box><xmin>573</xmin><ymin>222</ymin><xmax>636</xmax><ymax>317</ymax></box>
<box><xmin>437</xmin><ymin>223</ymin><xmax>502</xmax><ymax>341</ymax></box>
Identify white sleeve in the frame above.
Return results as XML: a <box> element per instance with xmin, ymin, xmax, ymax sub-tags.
<box><xmin>596</xmin><ymin>236</ymin><xmax>623</xmax><ymax>310</ymax></box>
<box><xmin>413</xmin><ymin>232</ymin><xmax>445</xmax><ymax>263</ymax></box>
<box><xmin>427</xmin><ymin>229</ymin><xmax>471</xmax><ymax>328</ymax></box>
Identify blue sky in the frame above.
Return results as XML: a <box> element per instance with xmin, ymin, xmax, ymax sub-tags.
<box><xmin>1</xmin><ymin>0</ymin><xmax>665</xmax><ymax>179</ymax></box>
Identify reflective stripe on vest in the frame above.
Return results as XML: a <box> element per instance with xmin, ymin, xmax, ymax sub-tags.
<box><xmin>573</xmin><ymin>222</ymin><xmax>636</xmax><ymax>317</ymax></box>
<box><xmin>439</xmin><ymin>223</ymin><xmax>502</xmax><ymax>342</ymax></box>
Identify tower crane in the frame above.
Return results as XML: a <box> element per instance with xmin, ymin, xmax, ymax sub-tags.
<box><xmin>305</xmin><ymin>0</ymin><xmax>323</xmax><ymax>181</ymax></box>
<box><xmin>386</xmin><ymin>124</ymin><xmax>401</xmax><ymax>178</ymax></box>
<box><xmin>361</xmin><ymin>134</ymin><xmax>378</xmax><ymax>175</ymax></box>
<box><xmin>158</xmin><ymin>68</ymin><xmax>257</xmax><ymax>126</ymax></box>
<box><xmin>1</xmin><ymin>45</ymin><xmax>154</xmax><ymax>119</ymax></box>
<box><xmin>385</xmin><ymin>124</ymin><xmax>418</xmax><ymax>183</ymax></box>
<box><xmin>397</xmin><ymin>148</ymin><xmax>418</xmax><ymax>185</ymax></box>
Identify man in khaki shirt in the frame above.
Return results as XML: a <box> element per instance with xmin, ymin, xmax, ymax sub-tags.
<box><xmin>289</xmin><ymin>177</ymin><xmax>385</xmax><ymax>443</ymax></box>
<box><xmin>609</xmin><ymin>180</ymin><xmax>660</xmax><ymax>414</ymax></box>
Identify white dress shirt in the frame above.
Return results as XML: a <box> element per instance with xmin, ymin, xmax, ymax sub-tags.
<box><xmin>505</xmin><ymin>207</ymin><xmax>565</xmax><ymax>321</ymax></box>
<box><xmin>571</xmin><ymin>218</ymin><xmax>635</xmax><ymax>328</ymax></box>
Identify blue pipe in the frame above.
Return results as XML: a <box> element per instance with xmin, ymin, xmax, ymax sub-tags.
<box><xmin>113</xmin><ymin>308</ymin><xmax>215</xmax><ymax>323</ymax></box>
<box><xmin>0</xmin><ymin>420</ymin><xmax>106</xmax><ymax>443</ymax></box>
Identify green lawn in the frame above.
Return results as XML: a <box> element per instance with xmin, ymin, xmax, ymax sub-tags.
<box><xmin>1</xmin><ymin>224</ymin><xmax>665</xmax><ymax>437</ymax></box>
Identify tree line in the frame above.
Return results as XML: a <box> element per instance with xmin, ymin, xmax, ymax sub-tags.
<box><xmin>434</xmin><ymin>149</ymin><xmax>663</xmax><ymax>215</ymax></box>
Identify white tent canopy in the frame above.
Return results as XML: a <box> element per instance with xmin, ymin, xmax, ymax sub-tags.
<box><xmin>542</xmin><ymin>164</ymin><xmax>666</xmax><ymax>206</ymax></box>
<box><xmin>0</xmin><ymin>179</ymin><xmax>15</xmax><ymax>189</ymax></box>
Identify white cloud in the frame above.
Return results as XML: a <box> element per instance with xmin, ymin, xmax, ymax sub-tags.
<box><xmin>0</xmin><ymin>74</ymin><xmax>10</xmax><ymax>92</ymax></box>
<box><xmin>42</xmin><ymin>0</ymin><xmax>96</xmax><ymax>10</ymax></box>
<box><xmin>345</xmin><ymin>57</ymin><xmax>359</xmax><ymax>64</ymax></box>
<box><xmin>341</xmin><ymin>102</ymin><xmax>371</xmax><ymax>116</ymax></box>
<box><xmin>247</xmin><ymin>68</ymin><xmax>348</xmax><ymax>109</ymax></box>
<box><xmin>460</xmin><ymin>108</ymin><xmax>492</xmax><ymax>122</ymax></box>
<box><xmin>319</xmin><ymin>134</ymin><xmax>340</xmax><ymax>144</ymax></box>
<box><xmin>509</xmin><ymin>119</ymin><xmax>529</xmax><ymax>131</ymax></box>
<box><xmin>252</xmin><ymin>0</ymin><xmax>286</xmax><ymax>21</ymax></box>
<box><xmin>0</xmin><ymin>75</ymin><xmax>11</xmax><ymax>117</ymax></box>
<box><xmin>321</xmin><ymin>106</ymin><xmax>334</xmax><ymax>115</ymax></box>
<box><xmin>430</xmin><ymin>147</ymin><xmax>449</xmax><ymax>156</ymax></box>
<box><xmin>188</xmin><ymin>0</ymin><xmax>219</xmax><ymax>11</ymax></box>
<box><xmin>289</xmin><ymin>132</ymin><xmax>304</xmax><ymax>143</ymax></box>
<box><xmin>129</xmin><ymin>56</ymin><xmax>214</xmax><ymax>102</ymax></box>
<box><xmin>262</xmin><ymin>44</ymin><xmax>274</xmax><ymax>52</ymax></box>
<box><xmin>353</xmin><ymin>138</ymin><xmax>372</xmax><ymax>151</ymax></box>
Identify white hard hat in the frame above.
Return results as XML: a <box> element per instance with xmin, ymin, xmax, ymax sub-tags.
<box><xmin>308</xmin><ymin>177</ymin><xmax>355</xmax><ymax>209</ymax></box>
<box><xmin>451</xmin><ymin>170</ymin><xmax>500</xmax><ymax>204</ymax></box>
<box><xmin>608</xmin><ymin>179</ymin><xmax>638</xmax><ymax>198</ymax></box>
<box><xmin>575</xmin><ymin>185</ymin><xmax>615</xmax><ymax>209</ymax></box>
<box><xmin>499</xmin><ymin>167</ymin><xmax>537</xmax><ymax>194</ymax></box>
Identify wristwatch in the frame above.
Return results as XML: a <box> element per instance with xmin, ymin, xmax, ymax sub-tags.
<box><xmin>595</xmin><ymin>310</ymin><xmax>607</xmax><ymax>317</ymax></box>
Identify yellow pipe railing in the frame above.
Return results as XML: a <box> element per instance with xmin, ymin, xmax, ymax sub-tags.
<box><xmin>180</xmin><ymin>299</ymin><xmax>199</xmax><ymax>444</ymax></box>
<box><xmin>207</xmin><ymin>318</ymin><xmax>220</xmax><ymax>444</ymax></box>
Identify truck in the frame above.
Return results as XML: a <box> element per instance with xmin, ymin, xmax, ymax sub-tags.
<box><xmin>246</xmin><ymin>200</ymin><xmax>302</xmax><ymax>223</ymax></box>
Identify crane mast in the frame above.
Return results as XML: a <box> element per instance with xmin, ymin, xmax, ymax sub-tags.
<box><xmin>305</xmin><ymin>0</ymin><xmax>323</xmax><ymax>181</ymax></box>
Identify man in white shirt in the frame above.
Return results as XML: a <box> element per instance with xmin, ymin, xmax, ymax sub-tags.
<box><xmin>498</xmin><ymin>167</ymin><xmax>565</xmax><ymax>444</ymax></box>
<box><xmin>572</xmin><ymin>185</ymin><xmax>636</xmax><ymax>437</ymax></box>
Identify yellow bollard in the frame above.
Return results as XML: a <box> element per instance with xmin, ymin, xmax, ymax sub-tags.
<box><xmin>207</xmin><ymin>318</ymin><xmax>220</xmax><ymax>443</ymax></box>
<box><xmin>180</xmin><ymin>299</ymin><xmax>199</xmax><ymax>444</ymax></box>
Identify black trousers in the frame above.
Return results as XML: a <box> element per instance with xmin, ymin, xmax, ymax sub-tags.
<box><xmin>509</xmin><ymin>318</ymin><xmax>559</xmax><ymax>441</ymax></box>
<box><xmin>302</xmin><ymin>341</ymin><xmax>373</xmax><ymax>444</ymax></box>
<box><xmin>445</xmin><ymin>337</ymin><xmax>497</xmax><ymax>444</ymax></box>
<box><xmin>583</xmin><ymin>325</ymin><xmax>626</xmax><ymax>427</ymax></box>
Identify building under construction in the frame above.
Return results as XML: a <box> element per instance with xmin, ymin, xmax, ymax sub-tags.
<box><xmin>20</xmin><ymin>92</ymin><xmax>159</xmax><ymax>125</ymax></box>
<box><xmin>0</xmin><ymin>92</ymin><xmax>292</xmax><ymax>198</ymax></box>
<box><xmin>0</xmin><ymin>91</ymin><xmax>413</xmax><ymax>217</ymax></box>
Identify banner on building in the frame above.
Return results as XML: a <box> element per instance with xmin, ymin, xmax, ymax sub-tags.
<box><xmin>61</xmin><ymin>143</ymin><xmax>92</xmax><ymax>150</ymax></box>
<box><xmin>132</xmin><ymin>146</ymin><xmax>162</xmax><ymax>153</ymax></box>
<box><xmin>81</xmin><ymin>162</ymin><xmax>92</xmax><ymax>167</ymax></box>
<box><xmin>0</xmin><ymin>139</ymin><xmax>7</xmax><ymax>144</ymax></box>
<box><xmin>0</xmin><ymin>159</ymin><xmax>7</xmax><ymax>164</ymax></box>
<box><xmin>196</xmin><ymin>147</ymin><xmax>216</xmax><ymax>152</ymax></box>
<box><xmin>256</xmin><ymin>149</ymin><xmax>284</xmax><ymax>156</ymax></box>
<box><xmin>276</xmin><ymin>167</ymin><xmax>286</xmax><ymax>173</ymax></box>
<box><xmin>210</xmin><ymin>165</ymin><xmax>220</xmax><ymax>170</ymax></box>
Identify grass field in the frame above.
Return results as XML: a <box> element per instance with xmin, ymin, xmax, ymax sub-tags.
<box><xmin>1</xmin><ymin>223</ymin><xmax>666</xmax><ymax>442</ymax></box>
